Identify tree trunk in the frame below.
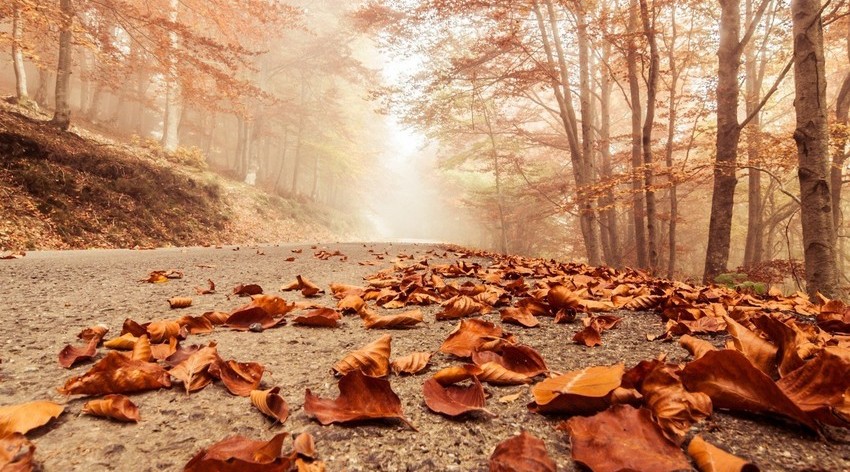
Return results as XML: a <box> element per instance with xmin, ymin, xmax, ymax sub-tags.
<box><xmin>576</xmin><ymin>7</ymin><xmax>601</xmax><ymax>265</ymax></box>
<box><xmin>599</xmin><ymin>37</ymin><xmax>621</xmax><ymax>267</ymax></box>
<box><xmin>790</xmin><ymin>0</ymin><xmax>842</xmax><ymax>299</ymax></box>
<box><xmin>12</xmin><ymin>1</ymin><xmax>29</xmax><ymax>101</ymax></box>
<box><xmin>664</xmin><ymin>2</ymin><xmax>680</xmax><ymax>278</ymax></box>
<box><xmin>639</xmin><ymin>0</ymin><xmax>660</xmax><ymax>271</ymax></box>
<box><xmin>51</xmin><ymin>0</ymin><xmax>73</xmax><ymax>130</ymax></box>
<box><xmin>481</xmin><ymin>98</ymin><xmax>509</xmax><ymax>254</ymax></box>
<box><xmin>627</xmin><ymin>0</ymin><xmax>648</xmax><ymax>268</ymax></box>
<box><xmin>274</xmin><ymin>127</ymin><xmax>289</xmax><ymax>194</ymax></box>
<box><xmin>35</xmin><ymin>67</ymin><xmax>51</xmax><ymax>107</ymax></box>
<box><xmin>703</xmin><ymin>0</ymin><xmax>742</xmax><ymax>283</ymax></box>
<box><xmin>832</xmin><ymin>20</ymin><xmax>850</xmax><ymax>243</ymax></box>
<box><xmin>743</xmin><ymin>0</ymin><xmax>767</xmax><ymax>267</ymax></box>
<box><xmin>161</xmin><ymin>0</ymin><xmax>180</xmax><ymax>152</ymax></box>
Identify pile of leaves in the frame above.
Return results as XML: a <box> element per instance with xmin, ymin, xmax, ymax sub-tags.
<box><xmin>2</xmin><ymin>245</ymin><xmax>849</xmax><ymax>471</ymax></box>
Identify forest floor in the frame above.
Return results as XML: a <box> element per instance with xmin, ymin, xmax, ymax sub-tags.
<box><xmin>1</xmin><ymin>243</ymin><xmax>848</xmax><ymax>471</ymax></box>
<box><xmin>0</xmin><ymin>100</ymin><xmax>358</xmax><ymax>251</ymax></box>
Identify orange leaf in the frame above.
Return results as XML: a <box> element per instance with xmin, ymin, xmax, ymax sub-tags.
<box><xmin>332</xmin><ymin>335</ymin><xmax>391</xmax><ymax>377</ymax></box>
<box><xmin>293</xmin><ymin>308</ymin><xmax>341</xmax><ymax>328</ymax></box>
<box><xmin>227</xmin><ymin>305</ymin><xmax>285</xmax><ymax>331</ymax></box>
<box><xmin>210</xmin><ymin>359</ymin><xmax>265</xmax><ymax>397</ymax></box>
<box><xmin>304</xmin><ymin>370</ymin><xmax>413</xmax><ymax>428</ymax></box>
<box><xmin>195</xmin><ymin>279</ymin><xmax>216</xmax><ymax>295</ymax></box>
<box><xmin>131</xmin><ymin>335</ymin><xmax>152</xmax><ymax>362</ymax></box>
<box><xmin>82</xmin><ymin>394</ymin><xmax>140</xmax><ymax>422</ymax></box>
<box><xmin>679</xmin><ymin>335</ymin><xmax>717</xmax><ymax>360</ymax></box>
<box><xmin>687</xmin><ymin>435</ymin><xmax>759</xmax><ymax>472</ymax></box>
<box><xmin>436</xmin><ymin>295</ymin><xmax>488</xmax><ymax>320</ymax></box>
<box><xmin>250</xmin><ymin>387</ymin><xmax>289</xmax><ymax>424</ymax></box>
<box><xmin>103</xmin><ymin>333</ymin><xmax>138</xmax><ymax>350</ymax></box>
<box><xmin>337</xmin><ymin>294</ymin><xmax>365</xmax><ymax>314</ymax></box>
<box><xmin>0</xmin><ymin>434</ymin><xmax>34</xmax><ymax>471</ymax></box>
<box><xmin>233</xmin><ymin>283</ymin><xmax>263</xmax><ymax>296</ymax></box>
<box><xmin>641</xmin><ymin>362</ymin><xmax>712</xmax><ymax>443</ymax></box>
<box><xmin>573</xmin><ymin>325</ymin><xmax>602</xmax><ymax>347</ymax></box>
<box><xmin>59</xmin><ymin>325</ymin><xmax>109</xmax><ymax>368</ymax></box>
<box><xmin>185</xmin><ymin>432</ymin><xmax>291</xmax><ymax>471</ymax></box>
<box><xmin>777</xmin><ymin>347</ymin><xmax>850</xmax><ymax>427</ymax></box>
<box><xmin>59</xmin><ymin>351</ymin><xmax>171</xmax><ymax>396</ymax></box>
<box><xmin>489</xmin><ymin>431</ymin><xmax>556</xmax><ymax>472</ymax></box>
<box><xmin>168</xmin><ymin>343</ymin><xmax>219</xmax><ymax>394</ymax></box>
<box><xmin>145</xmin><ymin>320</ymin><xmax>182</xmax><ymax>343</ymax></box>
<box><xmin>250</xmin><ymin>295</ymin><xmax>295</xmax><ymax>317</ymax></box>
<box><xmin>724</xmin><ymin>315</ymin><xmax>778</xmax><ymax>377</ymax></box>
<box><xmin>476</xmin><ymin>362</ymin><xmax>532</xmax><ymax>385</ymax></box>
<box><xmin>360</xmin><ymin>308</ymin><xmax>423</xmax><ymax>329</ymax></box>
<box><xmin>562</xmin><ymin>405</ymin><xmax>691</xmax><ymax>472</ymax></box>
<box><xmin>0</xmin><ymin>401</ymin><xmax>64</xmax><ymax>435</ymax></box>
<box><xmin>499</xmin><ymin>307</ymin><xmax>539</xmax><ymax>328</ymax></box>
<box><xmin>433</xmin><ymin>364</ymin><xmax>482</xmax><ymax>386</ymax></box>
<box><xmin>168</xmin><ymin>297</ymin><xmax>192</xmax><ymax>309</ymax></box>
<box><xmin>471</xmin><ymin>344</ymin><xmax>548</xmax><ymax>378</ymax></box>
<box><xmin>293</xmin><ymin>432</ymin><xmax>317</xmax><ymax>459</ymax></box>
<box><xmin>439</xmin><ymin>319</ymin><xmax>513</xmax><ymax>358</ymax></box>
<box><xmin>391</xmin><ymin>352</ymin><xmax>432</xmax><ymax>375</ymax></box>
<box><xmin>423</xmin><ymin>376</ymin><xmax>491</xmax><ymax>417</ymax></box>
<box><xmin>530</xmin><ymin>364</ymin><xmax>623</xmax><ymax>415</ymax></box>
<box><xmin>176</xmin><ymin>315</ymin><xmax>214</xmax><ymax>334</ymax></box>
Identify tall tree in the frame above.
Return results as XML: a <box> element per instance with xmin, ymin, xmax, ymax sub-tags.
<box><xmin>11</xmin><ymin>0</ymin><xmax>29</xmax><ymax>102</ymax></box>
<box><xmin>790</xmin><ymin>0</ymin><xmax>841</xmax><ymax>298</ymax></box>
<box><xmin>639</xmin><ymin>0</ymin><xmax>660</xmax><ymax>271</ymax></box>
<box><xmin>627</xmin><ymin>0</ymin><xmax>649</xmax><ymax>268</ymax></box>
<box><xmin>50</xmin><ymin>0</ymin><xmax>73</xmax><ymax>130</ymax></box>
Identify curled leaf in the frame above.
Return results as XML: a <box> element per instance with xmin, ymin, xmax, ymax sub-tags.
<box><xmin>293</xmin><ymin>308</ymin><xmax>341</xmax><ymax>328</ymax></box>
<box><xmin>82</xmin><ymin>394</ymin><xmax>140</xmax><ymax>422</ymax></box>
<box><xmin>59</xmin><ymin>351</ymin><xmax>171</xmax><ymax>396</ymax></box>
<box><xmin>440</xmin><ymin>319</ymin><xmax>513</xmax><ymax>358</ymax></box>
<box><xmin>210</xmin><ymin>359</ymin><xmax>265</xmax><ymax>397</ymax></box>
<box><xmin>293</xmin><ymin>432</ymin><xmax>317</xmax><ymax>460</ymax></box>
<box><xmin>499</xmin><ymin>307</ymin><xmax>539</xmax><ymax>328</ymax></box>
<box><xmin>391</xmin><ymin>352</ymin><xmax>432</xmax><ymax>375</ymax></box>
<box><xmin>168</xmin><ymin>297</ymin><xmax>192</xmax><ymax>309</ymax></box>
<box><xmin>471</xmin><ymin>344</ymin><xmax>548</xmax><ymax>378</ymax></box>
<box><xmin>433</xmin><ymin>364</ymin><xmax>482</xmax><ymax>386</ymax></box>
<box><xmin>687</xmin><ymin>435</ymin><xmax>759</xmax><ymax>472</ymax></box>
<box><xmin>360</xmin><ymin>308</ymin><xmax>423</xmax><ymax>329</ymax></box>
<box><xmin>250</xmin><ymin>387</ymin><xmax>289</xmax><ymax>424</ymax></box>
<box><xmin>104</xmin><ymin>333</ymin><xmax>138</xmax><ymax>350</ymax></box>
<box><xmin>332</xmin><ymin>335</ymin><xmax>391</xmax><ymax>377</ymax></box>
<box><xmin>679</xmin><ymin>335</ymin><xmax>717</xmax><ymax>360</ymax></box>
<box><xmin>530</xmin><ymin>364</ymin><xmax>623</xmax><ymax>415</ymax></box>
<box><xmin>185</xmin><ymin>432</ymin><xmax>290</xmax><ymax>471</ymax></box>
<box><xmin>436</xmin><ymin>295</ymin><xmax>488</xmax><ymax>320</ymax></box>
<box><xmin>476</xmin><ymin>362</ymin><xmax>532</xmax><ymax>386</ymax></box>
<box><xmin>168</xmin><ymin>343</ymin><xmax>219</xmax><ymax>394</ymax></box>
<box><xmin>0</xmin><ymin>434</ymin><xmax>34</xmax><ymax>471</ymax></box>
<box><xmin>233</xmin><ymin>283</ymin><xmax>264</xmax><ymax>296</ymax></box>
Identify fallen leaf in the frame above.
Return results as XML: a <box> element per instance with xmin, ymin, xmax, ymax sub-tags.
<box><xmin>176</xmin><ymin>315</ymin><xmax>214</xmax><ymax>334</ymax></box>
<box><xmin>562</xmin><ymin>404</ymin><xmax>691</xmax><ymax>472</ymax></box>
<box><xmin>210</xmin><ymin>359</ymin><xmax>265</xmax><ymax>396</ymax></box>
<box><xmin>185</xmin><ymin>432</ymin><xmax>291</xmax><ymax>471</ymax></box>
<box><xmin>433</xmin><ymin>364</ymin><xmax>483</xmax><ymax>386</ymax></box>
<box><xmin>233</xmin><ymin>283</ymin><xmax>264</xmax><ymax>297</ymax></box>
<box><xmin>436</xmin><ymin>295</ymin><xmax>488</xmax><ymax>320</ymax></box>
<box><xmin>471</xmin><ymin>344</ymin><xmax>548</xmax><ymax>378</ymax></box>
<box><xmin>360</xmin><ymin>308</ymin><xmax>423</xmax><ymax>329</ymax></box>
<box><xmin>573</xmin><ymin>325</ymin><xmax>602</xmax><ymax>347</ymax></box>
<box><xmin>203</xmin><ymin>311</ymin><xmax>230</xmax><ymax>326</ymax></box>
<box><xmin>293</xmin><ymin>308</ymin><xmax>341</xmax><ymax>328</ymax></box>
<box><xmin>103</xmin><ymin>333</ymin><xmax>138</xmax><ymax>350</ymax></box>
<box><xmin>679</xmin><ymin>335</ymin><xmax>717</xmax><ymax>360</ymax></box>
<box><xmin>332</xmin><ymin>335</ymin><xmax>391</xmax><ymax>377</ymax></box>
<box><xmin>250</xmin><ymin>295</ymin><xmax>295</xmax><ymax>317</ymax></box>
<box><xmin>293</xmin><ymin>432</ymin><xmax>317</xmax><ymax>459</ymax></box>
<box><xmin>250</xmin><ymin>387</ymin><xmax>289</xmax><ymax>425</ymax></box>
<box><xmin>499</xmin><ymin>307</ymin><xmax>540</xmax><ymax>328</ymax></box>
<box><xmin>168</xmin><ymin>297</ymin><xmax>192</xmax><ymax>309</ymax></box>
<box><xmin>687</xmin><ymin>435</ymin><xmax>759</xmax><ymax>472</ymax></box>
<box><xmin>81</xmin><ymin>394</ymin><xmax>140</xmax><ymax>422</ymax></box>
<box><xmin>530</xmin><ymin>364</ymin><xmax>623</xmax><ymax>415</ymax></box>
<box><xmin>391</xmin><ymin>352</ymin><xmax>432</xmax><ymax>375</ymax></box>
<box><xmin>227</xmin><ymin>306</ymin><xmax>285</xmax><ymax>331</ymax></box>
<box><xmin>776</xmin><ymin>346</ymin><xmax>850</xmax><ymax>427</ymax></box>
<box><xmin>59</xmin><ymin>337</ymin><xmax>101</xmax><ymax>369</ymax></box>
<box><xmin>680</xmin><ymin>349</ymin><xmax>819</xmax><ymax>432</ymax></box>
<box><xmin>724</xmin><ymin>316</ymin><xmax>778</xmax><ymax>377</ymax></box>
<box><xmin>150</xmin><ymin>337</ymin><xmax>178</xmax><ymax>361</ymax></box>
<box><xmin>131</xmin><ymin>335</ymin><xmax>152</xmax><ymax>362</ymax></box>
<box><xmin>337</xmin><ymin>294</ymin><xmax>365</xmax><ymax>314</ymax></box>
<box><xmin>78</xmin><ymin>325</ymin><xmax>109</xmax><ymax>343</ymax></box>
<box><xmin>423</xmin><ymin>376</ymin><xmax>491</xmax><ymax>417</ymax></box>
<box><xmin>0</xmin><ymin>401</ymin><xmax>64</xmax><ymax>435</ymax></box>
<box><xmin>304</xmin><ymin>370</ymin><xmax>413</xmax><ymax>428</ymax></box>
<box><xmin>641</xmin><ymin>362</ymin><xmax>712</xmax><ymax>443</ymax></box>
<box><xmin>59</xmin><ymin>351</ymin><xmax>171</xmax><ymax>396</ymax></box>
<box><xmin>145</xmin><ymin>320</ymin><xmax>182</xmax><ymax>343</ymax></box>
<box><xmin>489</xmin><ymin>431</ymin><xmax>556</xmax><ymax>472</ymax></box>
<box><xmin>0</xmin><ymin>434</ymin><xmax>34</xmax><ymax>471</ymax></box>
<box><xmin>498</xmin><ymin>391</ymin><xmax>524</xmax><ymax>404</ymax></box>
<box><xmin>168</xmin><ymin>343</ymin><xmax>219</xmax><ymax>394</ymax></box>
<box><xmin>195</xmin><ymin>279</ymin><xmax>216</xmax><ymax>295</ymax></box>
<box><xmin>440</xmin><ymin>319</ymin><xmax>513</xmax><ymax>358</ymax></box>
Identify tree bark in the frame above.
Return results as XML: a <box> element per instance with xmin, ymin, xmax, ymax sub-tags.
<box><xmin>627</xmin><ymin>0</ymin><xmax>648</xmax><ymax>268</ymax></box>
<box><xmin>639</xmin><ymin>0</ymin><xmax>660</xmax><ymax>271</ymax></box>
<box><xmin>832</xmin><ymin>20</ymin><xmax>850</xmax><ymax>243</ymax></box>
<box><xmin>664</xmin><ymin>2</ymin><xmax>680</xmax><ymax>278</ymax></box>
<box><xmin>51</xmin><ymin>0</ymin><xmax>74</xmax><ymax>130</ymax></box>
<box><xmin>703</xmin><ymin>0</ymin><xmax>742</xmax><ymax>283</ymax></box>
<box><xmin>790</xmin><ymin>0</ymin><xmax>842</xmax><ymax>298</ymax></box>
<box><xmin>599</xmin><ymin>35</ymin><xmax>621</xmax><ymax>267</ymax></box>
<box><xmin>12</xmin><ymin>1</ymin><xmax>29</xmax><ymax>101</ymax></box>
<box><xmin>161</xmin><ymin>0</ymin><xmax>181</xmax><ymax>152</ymax></box>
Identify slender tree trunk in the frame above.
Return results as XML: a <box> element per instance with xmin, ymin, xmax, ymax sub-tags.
<box><xmin>791</xmin><ymin>0</ymin><xmax>841</xmax><ymax>299</ymax></box>
<box><xmin>12</xmin><ymin>1</ymin><xmax>29</xmax><ymax>101</ymax></box>
<box><xmin>832</xmin><ymin>20</ymin><xmax>850</xmax><ymax>242</ymax></box>
<box><xmin>627</xmin><ymin>0</ymin><xmax>648</xmax><ymax>268</ymax></box>
<box><xmin>639</xmin><ymin>0</ymin><xmax>660</xmax><ymax>271</ymax></box>
<box><xmin>274</xmin><ymin>127</ymin><xmax>289</xmax><ymax>194</ymax></box>
<box><xmin>703</xmin><ymin>0</ymin><xmax>742</xmax><ymax>283</ymax></box>
<box><xmin>51</xmin><ymin>0</ymin><xmax>73</xmax><ymax>130</ymax></box>
<box><xmin>599</xmin><ymin>38</ymin><xmax>621</xmax><ymax>267</ymax></box>
<box><xmin>576</xmin><ymin>7</ymin><xmax>601</xmax><ymax>266</ymax></box>
<box><xmin>35</xmin><ymin>67</ymin><xmax>51</xmax><ymax>107</ymax></box>
<box><xmin>665</xmin><ymin>2</ymin><xmax>680</xmax><ymax>278</ymax></box>
<box><xmin>161</xmin><ymin>0</ymin><xmax>180</xmax><ymax>152</ymax></box>
<box><xmin>481</xmin><ymin>99</ymin><xmax>508</xmax><ymax>254</ymax></box>
<box><xmin>743</xmin><ymin>0</ymin><xmax>765</xmax><ymax>267</ymax></box>
<box><xmin>291</xmin><ymin>75</ymin><xmax>307</xmax><ymax>195</ymax></box>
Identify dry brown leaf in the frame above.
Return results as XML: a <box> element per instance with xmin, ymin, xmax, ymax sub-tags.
<box><xmin>0</xmin><ymin>401</ymin><xmax>64</xmax><ymax>435</ymax></box>
<box><xmin>391</xmin><ymin>352</ymin><xmax>432</xmax><ymax>375</ymax></box>
<box><xmin>202</xmin><ymin>311</ymin><xmax>230</xmax><ymax>326</ymax></box>
<box><xmin>81</xmin><ymin>394</ymin><xmax>140</xmax><ymax>422</ymax></box>
<box><xmin>530</xmin><ymin>364</ymin><xmax>623</xmax><ymax>415</ymax></box>
<box><xmin>195</xmin><ymin>279</ymin><xmax>216</xmax><ymax>295</ymax></box>
<box><xmin>433</xmin><ymin>364</ymin><xmax>483</xmax><ymax>386</ymax></box>
<box><xmin>436</xmin><ymin>295</ymin><xmax>488</xmax><ymax>320</ymax></box>
<box><xmin>58</xmin><ymin>338</ymin><xmax>99</xmax><ymax>369</ymax></box>
<box><xmin>176</xmin><ymin>315</ymin><xmax>214</xmax><ymax>334</ymax></box>
<box><xmin>423</xmin><ymin>376</ymin><xmax>491</xmax><ymax>417</ymax></box>
<box><xmin>185</xmin><ymin>432</ymin><xmax>291</xmax><ymax>471</ymax></box>
<box><xmin>293</xmin><ymin>308</ymin><xmax>341</xmax><ymax>328</ymax></box>
<box><xmin>168</xmin><ymin>343</ymin><xmax>219</xmax><ymax>394</ymax></box>
<box><xmin>250</xmin><ymin>295</ymin><xmax>295</xmax><ymax>317</ymax></box>
<box><xmin>680</xmin><ymin>349</ymin><xmax>819</xmax><ymax>432</ymax></box>
<box><xmin>489</xmin><ymin>431</ymin><xmax>556</xmax><ymax>472</ymax></box>
<box><xmin>103</xmin><ymin>333</ymin><xmax>138</xmax><ymax>350</ymax></box>
<box><xmin>304</xmin><ymin>370</ymin><xmax>413</xmax><ymax>428</ymax></box>
<box><xmin>687</xmin><ymin>435</ymin><xmax>759</xmax><ymax>472</ymax></box>
<box><xmin>250</xmin><ymin>387</ymin><xmax>289</xmax><ymax>424</ymax></box>
<box><xmin>0</xmin><ymin>434</ymin><xmax>35</xmax><ymax>471</ymax></box>
<box><xmin>168</xmin><ymin>297</ymin><xmax>192</xmax><ymax>309</ymax></box>
<box><xmin>573</xmin><ymin>325</ymin><xmax>602</xmax><ymax>347</ymax></box>
<box><xmin>145</xmin><ymin>320</ymin><xmax>182</xmax><ymax>343</ymax></box>
<box><xmin>499</xmin><ymin>307</ymin><xmax>540</xmax><ymax>328</ymax></box>
<box><xmin>150</xmin><ymin>337</ymin><xmax>178</xmax><ymax>361</ymax></box>
<box><xmin>332</xmin><ymin>335</ymin><xmax>391</xmax><ymax>377</ymax></box>
<box><xmin>724</xmin><ymin>315</ymin><xmax>778</xmax><ymax>377</ymax></box>
<box><xmin>131</xmin><ymin>335</ymin><xmax>152</xmax><ymax>362</ymax></box>
<box><xmin>641</xmin><ymin>363</ymin><xmax>712</xmax><ymax>443</ymax></box>
<box><xmin>337</xmin><ymin>294</ymin><xmax>365</xmax><ymax>314</ymax></box>
<box><xmin>440</xmin><ymin>319</ymin><xmax>513</xmax><ymax>358</ymax></box>
<box><xmin>226</xmin><ymin>305</ymin><xmax>285</xmax><ymax>331</ymax></box>
<box><xmin>293</xmin><ymin>432</ymin><xmax>317</xmax><ymax>459</ymax></box>
<box><xmin>471</xmin><ymin>344</ymin><xmax>548</xmax><ymax>378</ymax></box>
<box><xmin>360</xmin><ymin>308</ymin><xmax>423</xmax><ymax>329</ymax></box>
<box><xmin>210</xmin><ymin>359</ymin><xmax>265</xmax><ymax>397</ymax></box>
<box><xmin>562</xmin><ymin>404</ymin><xmax>691</xmax><ymax>472</ymax></box>
<box><xmin>776</xmin><ymin>346</ymin><xmax>850</xmax><ymax>427</ymax></box>
<box><xmin>59</xmin><ymin>351</ymin><xmax>171</xmax><ymax>396</ymax></box>
<box><xmin>679</xmin><ymin>335</ymin><xmax>718</xmax><ymax>360</ymax></box>
<box><xmin>233</xmin><ymin>283</ymin><xmax>264</xmax><ymax>296</ymax></box>
<box><xmin>476</xmin><ymin>362</ymin><xmax>532</xmax><ymax>385</ymax></box>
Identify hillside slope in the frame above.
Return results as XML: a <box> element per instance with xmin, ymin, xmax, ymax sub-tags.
<box><xmin>0</xmin><ymin>103</ymin><xmax>357</xmax><ymax>250</ymax></box>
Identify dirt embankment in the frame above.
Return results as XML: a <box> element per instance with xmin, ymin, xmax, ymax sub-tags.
<box><xmin>0</xmin><ymin>103</ymin><xmax>356</xmax><ymax>251</ymax></box>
